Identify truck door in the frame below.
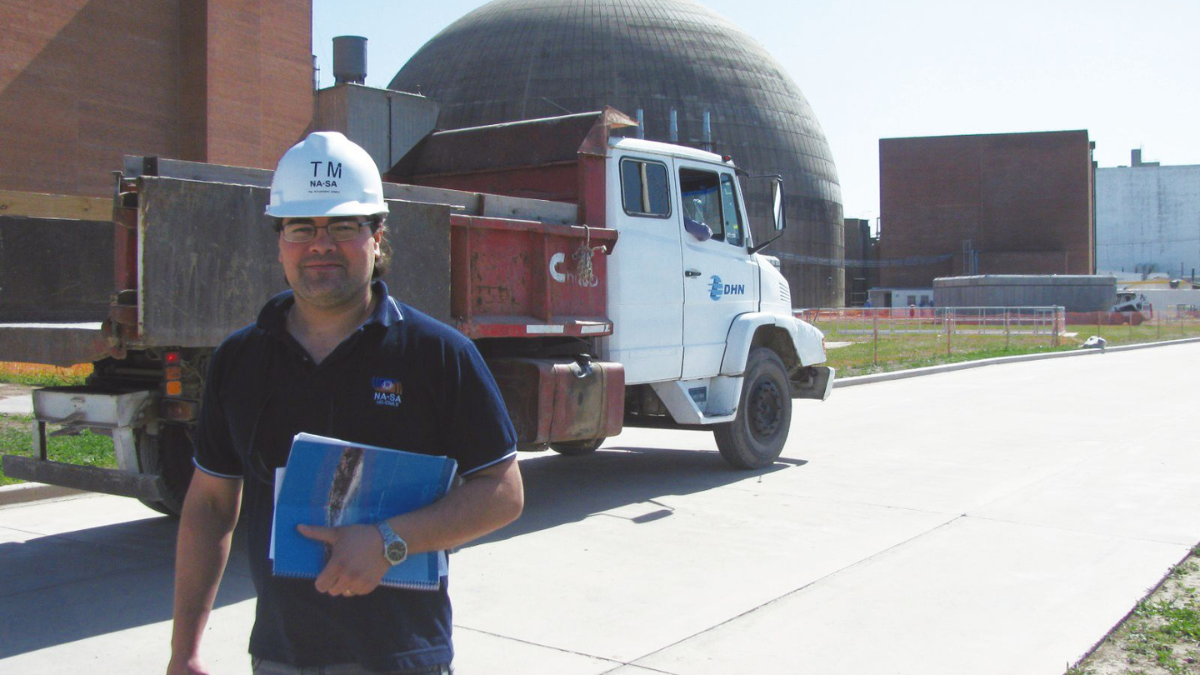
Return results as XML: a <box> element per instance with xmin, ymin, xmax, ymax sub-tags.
<box><xmin>676</xmin><ymin>162</ymin><xmax>757</xmax><ymax>380</ymax></box>
<box><xmin>603</xmin><ymin>155</ymin><xmax>684</xmax><ymax>384</ymax></box>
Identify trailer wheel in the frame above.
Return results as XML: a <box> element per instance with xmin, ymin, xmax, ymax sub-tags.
<box><xmin>550</xmin><ymin>438</ymin><xmax>605</xmax><ymax>456</ymax></box>
<box><xmin>137</xmin><ymin>423</ymin><xmax>195</xmax><ymax>517</ymax></box>
<box><xmin>714</xmin><ymin>347</ymin><xmax>791</xmax><ymax>469</ymax></box>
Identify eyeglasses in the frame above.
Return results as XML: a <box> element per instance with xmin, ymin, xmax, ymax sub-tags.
<box><xmin>280</xmin><ymin>219</ymin><xmax>373</xmax><ymax>243</ymax></box>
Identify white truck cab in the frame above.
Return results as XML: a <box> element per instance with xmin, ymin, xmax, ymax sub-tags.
<box><xmin>602</xmin><ymin>137</ymin><xmax>833</xmax><ymax>467</ymax></box>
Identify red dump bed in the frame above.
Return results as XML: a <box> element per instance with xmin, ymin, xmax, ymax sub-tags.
<box><xmin>393</xmin><ymin>107</ymin><xmax>639</xmax><ymax>341</ymax></box>
<box><xmin>450</xmin><ymin>214</ymin><xmax>617</xmax><ymax>339</ymax></box>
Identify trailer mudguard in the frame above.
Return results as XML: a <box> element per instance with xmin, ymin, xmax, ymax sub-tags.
<box><xmin>719</xmin><ymin>312</ymin><xmax>827</xmax><ymax>376</ymax></box>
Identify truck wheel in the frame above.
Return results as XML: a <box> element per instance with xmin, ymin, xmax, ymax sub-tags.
<box><xmin>550</xmin><ymin>438</ymin><xmax>605</xmax><ymax>456</ymax></box>
<box><xmin>714</xmin><ymin>347</ymin><xmax>791</xmax><ymax>469</ymax></box>
<box><xmin>137</xmin><ymin>423</ymin><xmax>195</xmax><ymax>517</ymax></box>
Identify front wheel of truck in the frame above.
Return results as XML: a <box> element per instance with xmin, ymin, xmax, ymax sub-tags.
<box><xmin>714</xmin><ymin>347</ymin><xmax>791</xmax><ymax>469</ymax></box>
<box><xmin>550</xmin><ymin>437</ymin><xmax>606</xmax><ymax>456</ymax></box>
<box><xmin>137</xmin><ymin>423</ymin><xmax>196</xmax><ymax>516</ymax></box>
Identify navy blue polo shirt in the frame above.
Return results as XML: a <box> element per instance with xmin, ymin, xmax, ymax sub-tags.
<box><xmin>193</xmin><ymin>280</ymin><xmax>517</xmax><ymax>671</ymax></box>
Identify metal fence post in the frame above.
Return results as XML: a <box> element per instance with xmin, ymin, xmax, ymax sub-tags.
<box><xmin>873</xmin><ymin>312</ymin><xmax>878</xmax><ymax>367</ymax></box>
<box><xmin>946</xmin><ymin>313</ymin><xmax>952</xmax><ymax>356</ymax></box>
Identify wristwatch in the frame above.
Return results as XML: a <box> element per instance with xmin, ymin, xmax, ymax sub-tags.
<box><xmin>376</xmin><ymin>521</ymin><xmax>408</xmax><ymax>566</ymax></box>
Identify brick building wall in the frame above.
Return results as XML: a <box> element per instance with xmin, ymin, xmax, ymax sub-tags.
<box><xmin>879</xmin><ymin>131</ymin><xmax>1095</xmax><ymax>289</ymax></box>
<box><xmin>1</xmin><ymin>0</ymin><xmax>313</xmax><ymax>198</ymax></box>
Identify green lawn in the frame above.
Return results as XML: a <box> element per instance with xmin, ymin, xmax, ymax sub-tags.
<box><xmin>0</xmin><ymin>414</ymin><xmax>117</xmax><ymax>486</ymax></box>
<box><xmin>819</xmin><ymin>320</ymin><xmax>1200</xmax><ymax>379</ymax></box>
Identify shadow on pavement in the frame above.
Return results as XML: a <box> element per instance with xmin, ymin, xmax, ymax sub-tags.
<box><xmin>472</xmin><ymin>445</ymin><xmax>806</xmax><ymax>546</ymax></box>
<box><xmin>0</xmin><ymin>514</ymin><xmax>255</xmax><ymax>658</ymax></box>
<box><xmin>0</xmin><ymin>444</ymin><xmax>805</xmax><ymax>656</ymax></box>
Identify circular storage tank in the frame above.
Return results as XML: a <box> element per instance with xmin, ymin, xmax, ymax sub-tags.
<box><xmin>388</xmin><ymin>0</ymin><xmax>844</xmax><ymax>307</ymax></box>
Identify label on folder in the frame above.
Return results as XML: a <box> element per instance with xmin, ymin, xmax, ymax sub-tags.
<box><xmin>271</xmin><ymin>432</ymin><xmax>457</xmax><ymax>591</ymax></box>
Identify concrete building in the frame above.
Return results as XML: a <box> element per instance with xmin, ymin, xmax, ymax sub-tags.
<box><xmin>1</xmin><ymin>0</ymin><xmax>314</xmax><ymax>198</ymax></box>
<box><xmin>867</xmin><ymin>287</ymin><xmax>933</xmax><ymax>310</ymax></box>
<box><xmin>934</xmin><ymin>275</ymin><xmax>1115</xmax><ymax>313</ymax></box>
<box><xmin>1096</xmin><ymin>150</ymin><xmax>1200</xmax><ymax>281</ymax></box>
<box><xmin>879</xmin><ymin>131</ymin><xmax>1096</xmax><ymax>290</ymax></box>
<box><xmin>844</xmin><ymin>218</ymin><xmax>880</xmax><ymax>306</ymax></box>
<box><xmin>388</xmin><ymin>0</ymin><xmax>845</xmax><ymax>308</ymax></box>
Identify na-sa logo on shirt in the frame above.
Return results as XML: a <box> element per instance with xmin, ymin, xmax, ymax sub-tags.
<box><xmin>371</xmin><ymin>377</ymin><xmax>403</xmax><ymax>408</ymax></box>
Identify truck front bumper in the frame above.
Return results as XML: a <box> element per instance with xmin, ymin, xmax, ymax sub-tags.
<box><xmin>791</xmin><ymin>365</ymin><xmax>835</xmax><ymax>401</ymax></box>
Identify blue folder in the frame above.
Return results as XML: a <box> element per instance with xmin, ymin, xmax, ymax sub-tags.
<box><xmin>271</xmin><ymin>432</ymin><xmax>457</xmax><ymax>591</ymax></box>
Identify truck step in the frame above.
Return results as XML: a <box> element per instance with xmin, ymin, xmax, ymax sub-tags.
<box><xmin>1</xmin><ymin>455</ymin><xmax>165</xmax><ymax>502</ymax></box>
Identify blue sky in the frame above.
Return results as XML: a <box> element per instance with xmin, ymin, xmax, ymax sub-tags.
<box><xmin>313</xmin><ymin>0</ymin><xmax>1198</xmax><ymax>222</ymax></box>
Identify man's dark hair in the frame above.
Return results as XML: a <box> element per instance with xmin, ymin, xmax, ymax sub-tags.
<box><xmin>372</xmin><ymin>219</ymin><xmax>390</xmax><ymax>279</ymax></box>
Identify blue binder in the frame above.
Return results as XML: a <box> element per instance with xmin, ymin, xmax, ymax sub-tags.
<box><xmin>271</xmin><ymin>432</ymin><xmax>457</xmax><ymax>591</ymax></box>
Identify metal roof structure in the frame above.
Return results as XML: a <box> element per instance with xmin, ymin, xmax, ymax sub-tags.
<box><xmin>388</xmin><ymin>0</ymin><xmax>844</xmax><ymax>306</ymax></box>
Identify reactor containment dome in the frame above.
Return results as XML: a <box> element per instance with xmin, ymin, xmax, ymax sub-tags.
<box><xmin>389</xmin><ymin>0</ymin><xmax>843</xmax><ymax>306</ymax></box>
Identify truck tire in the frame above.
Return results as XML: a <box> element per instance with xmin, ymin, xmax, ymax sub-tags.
<box><xmin>714</xmin><ymin>347</ymin><xmax>791</xmax><ymax>469</ymax></box>
<box><xmin>550</xmin><ymin>438</ymin><xmax>605</xmax><ymax>456</ymax></box>
<box><xmin>137</xmin><ymin>423</ymin><xmax>196</xmax><ymax>517</ymax></box>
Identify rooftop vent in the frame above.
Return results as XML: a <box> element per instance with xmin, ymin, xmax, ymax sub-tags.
<box><xmin>333</xmin><ymin>36</ymin><xmax>367</xmax><ymax>85</ymax></box>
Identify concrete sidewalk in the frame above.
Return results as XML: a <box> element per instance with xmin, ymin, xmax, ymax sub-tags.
<box><xmin>2</xmin><ymin>343</ymin><xmax>1199</xmax><ymax>674</ymax></box>
<box><xmin>0</xmin><ymin>382</ymin><xmax>33</xmax><ymax>415</ymax></box>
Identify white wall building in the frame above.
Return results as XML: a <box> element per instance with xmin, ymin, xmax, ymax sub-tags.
<box><xmin>1096</xmin><ymin>151</ymin><xmax>1200</xmax><ymax>280</ymax></box>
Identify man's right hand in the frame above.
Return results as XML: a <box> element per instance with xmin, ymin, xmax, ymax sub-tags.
<box><xmin>169</xmin><ymin>472</ymin><xmax>242</xmax><ymax>675</ymax></box>
<box><xmin>167</xmin><ymin>654</ymin><xmax>209</xmax><ymax>675</ymax></box>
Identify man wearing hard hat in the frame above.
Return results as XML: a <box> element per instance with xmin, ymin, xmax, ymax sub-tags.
<box><xmin>167</xmin><ymin>132</ymin><xmax>523</xmax><ymax>675</ymax></box>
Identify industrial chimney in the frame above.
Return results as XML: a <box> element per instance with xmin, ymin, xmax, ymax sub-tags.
<box><xmin>333</xmin><ymin>36</ymin><xmax>367</xmax><ymax>85</ymax></box>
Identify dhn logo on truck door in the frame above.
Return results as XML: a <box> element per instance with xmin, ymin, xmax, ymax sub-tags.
<box><xmin>708</xmin><ymin>275</ymin><xmax>745</xmax><ymax>301</ymax></box>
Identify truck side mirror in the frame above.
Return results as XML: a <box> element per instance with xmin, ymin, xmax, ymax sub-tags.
<box><xmin>748</xmin><ymin>174</ymin><xmax>787</xmax><ymax>254</ymax></box>
<box><xmin>771</xmin><ymin>178</ymin><xmax>787</xmax><ymax>232</ymax></box>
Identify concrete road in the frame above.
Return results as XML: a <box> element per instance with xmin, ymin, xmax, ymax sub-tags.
<box><xmin>2</xmin><ymin>342</ymin><xmax>1199</xmax><ymax>674</ymax></box>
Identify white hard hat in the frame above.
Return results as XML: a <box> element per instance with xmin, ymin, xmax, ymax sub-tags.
<box><xmin>266</xmin><ymin>131</ymin><xmax>388</xmax><ymax>218</ymax></box>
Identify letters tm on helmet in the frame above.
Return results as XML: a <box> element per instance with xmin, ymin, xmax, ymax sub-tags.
<box><xmin>266</xmin><ymin>131</ymin><xmax>388</xmax><ymax>218</ymax></box>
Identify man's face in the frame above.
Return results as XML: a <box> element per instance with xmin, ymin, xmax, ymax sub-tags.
<box><xmin>277</xmin><ymin>216</ymin><xmax>382</xmax><ymax>310</ymax></box>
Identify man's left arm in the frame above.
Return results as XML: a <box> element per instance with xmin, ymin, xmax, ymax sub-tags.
<box><xmin>299</xmin><ymin>455</ymin><xmax>523</xmax><ymax>596</ymax></box>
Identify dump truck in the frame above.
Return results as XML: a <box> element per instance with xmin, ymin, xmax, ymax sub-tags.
<box><xmin>0</xmin><ymin>108</ymin><xmax>833</xmax><ymax>516</ymax></box>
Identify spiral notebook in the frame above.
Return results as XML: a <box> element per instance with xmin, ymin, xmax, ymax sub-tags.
<box><xmin>271</xmin><ymin>432</ymin><xmax>457</xmax><ymax>591</ymax></box>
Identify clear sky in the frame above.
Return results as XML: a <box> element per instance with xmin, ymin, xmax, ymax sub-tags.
<box><xmin>313</xmin><ymin>0</ymin><xmax>1198</xmax><ymax>224</ymax></box>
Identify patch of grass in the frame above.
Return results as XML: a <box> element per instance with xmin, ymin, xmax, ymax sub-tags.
<box><xmin>0</xmin><ymin>362</ymin><xmax>91</xmax><ymax>387</ymax></box>
<box><xmin>1073</xmin><ymin>322</ymin><xmax>1200</xmax><ymax>348</ymax></box>
<box><xmin>818</xmin><ymin>320</ymin><xmax>1200</xmax><ymax>379</ymax></box>
<box><xmin>1067</xmin><ymin>546</ymin><xmax>1200</xmax><ymax>675</ymax></box>
<box><xmin>0</xmin><ymin>413</ymin><xmax>116</xmax><ymax>486</ymax></box>
<box><xmin>821</xmin><ymin>330</ymin><xmax>1074</xmax><ymax>378</ymax></box>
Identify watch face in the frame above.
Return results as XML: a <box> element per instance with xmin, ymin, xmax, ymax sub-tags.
<box><xmin>384</xmin><ymin>540</ymin><xmax>407</xmax><ymax>565</ymax></box>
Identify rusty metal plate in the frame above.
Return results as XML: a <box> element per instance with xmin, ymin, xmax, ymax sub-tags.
<box><xmin>137</xmin><ymin>177</ymin><xmax>452</xmax><ymax>347</ymax></box>
<box><xmin>0</xmin><ymin>216</ymin><xmax>113</xmax><ymax>323</ymax></box>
